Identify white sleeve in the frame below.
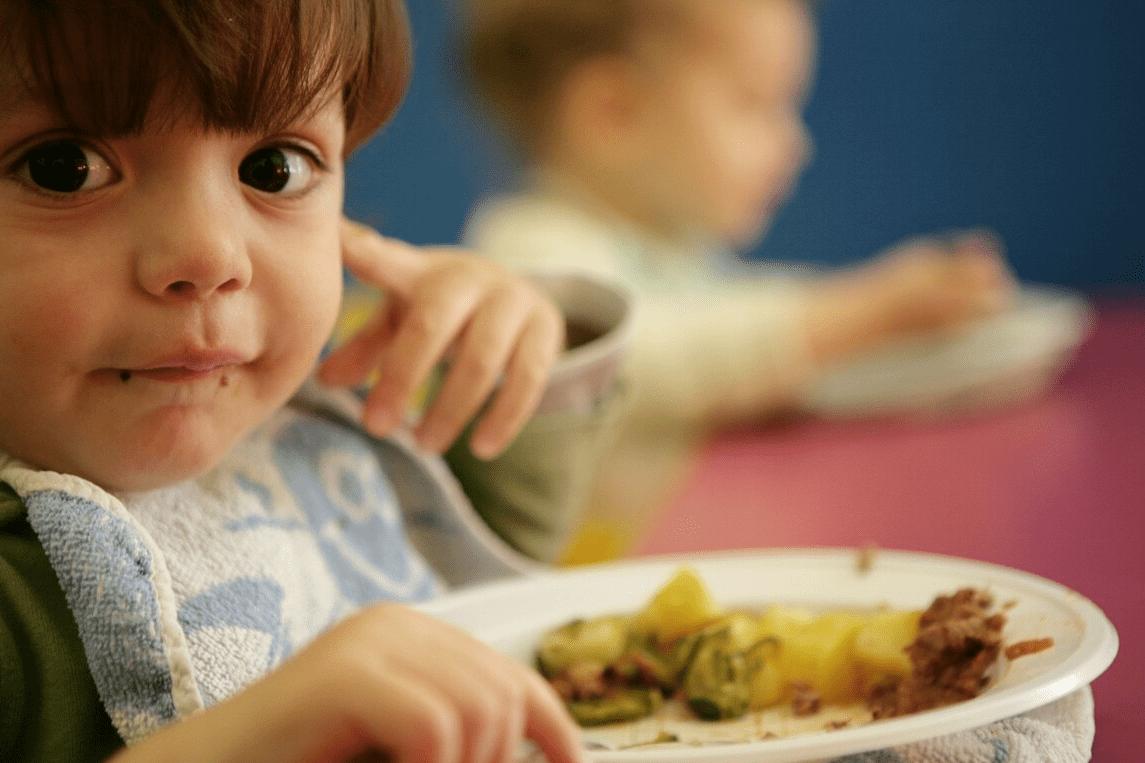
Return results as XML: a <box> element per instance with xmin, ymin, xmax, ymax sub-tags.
<box><xmin>464</xmin><ymin>195</ymin><xmax>815</xmax><ymax>426</ymax></box>
<box><xmin>462</xmin><ymin>194</ymin><xmax>629</xmax><ymax>282</ymax></box>
<box><xmin>627</xmin><ymin>277</ymin><xmax>812</xmax><ymax>426</ymax></box>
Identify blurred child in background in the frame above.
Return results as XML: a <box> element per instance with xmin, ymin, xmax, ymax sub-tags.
<box><xmin>459</xmin><ymin>0</ymin><xmax>1091</xmax><ymax>562</ymax></box>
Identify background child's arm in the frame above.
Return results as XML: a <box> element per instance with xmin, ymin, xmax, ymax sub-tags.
<box><xmin>109</xmin><ymin>603</ymin><xmax>585</xmax><ymax>763</ymax></box>
<box><xmin>320</xmin><ymin>219</ymin><xmax>565</xmax><ymax>459</ymax></box>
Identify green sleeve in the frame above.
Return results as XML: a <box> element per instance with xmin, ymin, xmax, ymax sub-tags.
<box><xmin>0</xmin><ymin>484</ymin><xmax>123</xmax><ymax>763</ymax></box>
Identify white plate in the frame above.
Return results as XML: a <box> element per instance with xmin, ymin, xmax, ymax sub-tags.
<box><xmin>805</xmin><ymin>285</ymin><xmax>1095</xmax><ymax>418</ymax></box>
<box><xmin>416</xmin><ymin>548</ymin><xmax>1118</xmax><ymax>763</ymax></box>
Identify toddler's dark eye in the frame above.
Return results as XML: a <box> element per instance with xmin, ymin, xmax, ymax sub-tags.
<box><xmin>21</xmin><ymin>140</ymin><xmax>115</xmax><ymax>194</ymax></box>
<box><xmin>238</xmin><ymin>146</ymin><xmax>315</xmax><ymax>194</ymax></box>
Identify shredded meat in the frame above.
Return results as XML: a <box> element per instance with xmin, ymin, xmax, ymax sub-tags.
<box><xmin>612</xmin><ymin>651</ymin><xmax>665</xmax><ymax>688</ymax></box>
<box><xmin>867</xmin><ymin>588</ymin><xmax>1004</xmax><ymax>719</ymax></box>
<box><xmin>855</xmin><ymin>544</ymin><xmax>877</xmax><ymax>574</ymax></box>
<box><xmin>1004</xmin><ymin>637</ymin><xmax>1055</xmax><ymax>660</ymax></box>
<box><xmin>790</xmin><ymin>682</ymin><xmax>822</xmax><ymax>716</ymax></box>
<box><xmin>551</xmin><ymin>660</ymin><xmax>608</xmax><ymax>701</ymax></box>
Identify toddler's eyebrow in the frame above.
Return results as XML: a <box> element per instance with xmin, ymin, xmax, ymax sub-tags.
<box><xmin>0</xmin><ymin>85</ymin><xmax>31</xmax><ymax>113</ymax></box>
<box><xmin>0</xmin><ymin>79</ymin><xmax>75</xmax><ymax>119</ymax></box>
<box><xmin>0</xmin><ymin>95</ymin><xmax>65</xmax><ymax>138</ymax></box>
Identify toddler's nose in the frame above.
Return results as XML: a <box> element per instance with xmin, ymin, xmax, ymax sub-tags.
<box><xmin>134</xmin><ymin>187</ymin><xmax>253</xmax><ymax>299</ymax></box>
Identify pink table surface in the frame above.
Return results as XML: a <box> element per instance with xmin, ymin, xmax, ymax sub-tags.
<box><xmin>634</xmin><ymin>298</ymin><xmax>1144</xmax><ymax>761</ymax></box>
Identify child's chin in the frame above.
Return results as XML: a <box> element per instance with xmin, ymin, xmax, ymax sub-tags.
<box><xmin>86</xmin><ymin>457</ymin><xmax>220</xmax><ymax>495</ymax></box>
<box><xmin>82</xmin><ymin>439</ymin><xmax>237</xmax><ymax>495</ymax></box>
<box><xmin>728</xmin><ymin>210</ymin><xmax>775</xmax><ymax>249</ymax></box>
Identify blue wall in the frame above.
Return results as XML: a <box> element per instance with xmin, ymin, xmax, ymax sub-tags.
<box><xmin>345</xmin><ymin>1</ymin><xmax>1144</xmax><ymax>291</ymax></box>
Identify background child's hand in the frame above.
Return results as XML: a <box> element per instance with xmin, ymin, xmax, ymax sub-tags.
<box><xmin>320</xmin><ymin>219</ymin><xmax>565</xmax><ymax>459</ymax></box>
<box><xmin>112</xmin><ymin>604</ymin><xmax>585</xmax><ymax>763</ymax></box>
<box><xmin>866</xmin><ymin>229</ymin><xmax>1017</xmax><ymax>333</ymax></box>
<box><xmin>805</xmin><ymin>229</ymin><xmax>1018</xmax><ymax>366</ymax></box>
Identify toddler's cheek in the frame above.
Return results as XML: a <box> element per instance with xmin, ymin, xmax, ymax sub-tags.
<box><xmin>4</xmin><ymin>287</ymin><xmax>92</xmax><ymax>359</ymax></box>
<box><xmin>308</xmin><ymin>265</ymin><xmax>345</xmax><ymax>346</ymax></box>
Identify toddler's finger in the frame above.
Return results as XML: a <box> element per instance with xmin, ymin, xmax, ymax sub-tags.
<box><xmin>414</xmin><ymin>289</ymin><xmax>532</xmax><ymax>454</ymax></box>
<box><xmin>520</xmin><ymin>668</ymin><xmax>588</xmax><ymax>763</ymax></box>
<box><xmin>486</xmin><ymin>697</ymin><xmax>526</xmax><ymax>763</ymax></box>
<box><xmin>401</xmin><ymin>652</ymin><xmax>526</xmax><ymax>763</ymax></box>
<box><xmin>340</xmin><ymin>219</ymin><xmax>428</xmax><ymax>297</ymax></box>
<box><xmin>406</xmin><ymin>661</ymin><xmax>509</xmax><ymax>763</ymax></box>
<box><xmin>362</xmin><ymin>277</ymin><xmax>483</xmax><ymax>437</ymax></box>
<box><xmin>468</xmin><ymin>309</ymin><xmax>562</xmax><ymax>459</ymax></box>
<box><xmin>343</xmin><ymin>666</ymin><xmax>464</xmax><ymax>763</ymax></box>
<box><xmin>950</xmin><ymin>227</ymin><xmax>1003</xmax><ymax>256</ymax></box>
<box><xmin>318</xmin><ymin>300</ymin><xmax>399</xmax><ymax>387</ymax></box>
<box><xmin>376</xmin><ymin>610</ymin><xmax>557</xmax><ymax>763</ymax></box>
<box><xmin>949</xmin><ymin>231</ymin><xmax>1018</xmax><ymax>312</ymax></box>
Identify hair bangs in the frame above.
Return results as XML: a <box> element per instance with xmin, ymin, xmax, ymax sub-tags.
<box><xmin>1</xmin><ymin>0</ymin><xmax>410</xmax><ymax>153</ymax></box>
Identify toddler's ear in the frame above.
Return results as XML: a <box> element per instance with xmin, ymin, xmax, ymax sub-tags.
<box><xmin>553</xmin><ymin>56</ymin><xmax>642</xmax><ymax>163</ymax></box>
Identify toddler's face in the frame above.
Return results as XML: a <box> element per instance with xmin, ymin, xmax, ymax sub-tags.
<box><xmin>628</xmin><ymin>0</ymin><xmax>815</xmax><ymax>245</ymax></box>
<box><xmin>0</xmin><ymin>91</ymin><xmax>346</xmax><ymax>492</ymax></box>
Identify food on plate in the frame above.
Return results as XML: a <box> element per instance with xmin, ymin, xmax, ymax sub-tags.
<box><xmin>867</xmin><ymin>588</ymin><xmax>1001</xmax><ymax>718</ymax></box>
<box><xmin>535</xmin><ymin>566</ymin><xmax>1053</xmax><ymax>728</ymax></box>
<box><xmin>1004</xmin><ymin>637</ymin><xmax>1056</xmax><ymax>660</ymax></box>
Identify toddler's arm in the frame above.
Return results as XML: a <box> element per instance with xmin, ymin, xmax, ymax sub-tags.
<box><xmin>109</xmin><ymin>603</ymin><xmax>585</xmax><ymax>763</ymax></box>
<box><xmin>320</xmin><ymin>219</ymin><xmax>565</xmax><ymax>459</ymax></box>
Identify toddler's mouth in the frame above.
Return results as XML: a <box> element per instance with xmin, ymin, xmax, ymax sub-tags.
<box><xmin>119</xmin><ymin>366</ymin><xmax>231</xmax><ymax>383</ymax></box>
<box><xmin>116</xmin><ymin>350</ymin><xmax>247</xmax><ymax>384</ymax></box>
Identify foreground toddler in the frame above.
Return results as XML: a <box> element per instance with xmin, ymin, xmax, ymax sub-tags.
<box><xmin>0</xmin><ymin>1</ymin><xmax>586</xmax><ymax>761</ymax></box>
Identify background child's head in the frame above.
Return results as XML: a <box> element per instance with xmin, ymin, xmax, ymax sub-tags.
<box><xmin>463</xmin><ymin>0</ymin><xmax>816</xmax><ymax>246</ymax></box>
<box><xmin>0</xmin><ymin>0</ymin><xmax>410</xmax><ymax>493</ymax></box>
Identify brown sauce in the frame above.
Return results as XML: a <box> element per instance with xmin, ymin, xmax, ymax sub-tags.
<box><xmin>565</xmin><ymin>319</ymin><xmax>607</xmax><ymax>350</ymax></box>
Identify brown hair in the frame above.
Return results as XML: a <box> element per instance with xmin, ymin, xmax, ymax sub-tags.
<box><xmin>0</xmin><ymin>0</ymin><xmax>412</xmax><ymax>154</ymax></box>
<box><xmin>461</xmin><ymin>0</ymin><xmax>692</xmax><ymax>155</ymax></box>
<box><xmin>462</xmin><ymin>0</ymin><xmax>817</xmax><ymax>156</ymax></box>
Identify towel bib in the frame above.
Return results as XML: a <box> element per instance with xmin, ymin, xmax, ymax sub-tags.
<box><xmin>0</xmin><ymin>385</ymin><xmax>540</xmax><ymax>744</ymax></box>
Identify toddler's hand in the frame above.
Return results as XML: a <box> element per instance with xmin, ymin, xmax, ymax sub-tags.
<box><xmin>319</xmin><ymin>219</ymin><xmax>565</xmax><ymax>458</ymax></box>
<box><xmin>111</xmin><ymin>604</ymin><xmax>586</xmax><ymax>763</ymax></box>
<box><xmin>870</xmin><ymin>229</ymin><xmax>1017</xmax><ymax>333</ymax></box>
<box><xmin>805</xmin><ymin>229</ymin><xmax>1018</xmax><ymax>367</ymax></box>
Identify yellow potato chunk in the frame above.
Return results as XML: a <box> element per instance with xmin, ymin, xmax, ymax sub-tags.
<box><xmin>749</xmin><ymin>654</ymin><xmax>785</xmax><ymax>709</ymax></box>
<box><xmin>756</xmin><ymin>604</ymin><xmax>816</xmax><ymax>642</ymax></box>
<box><xmin>853</xmin><ymin>609</ymin><xmax>921</xmax><ymax>680</ymax></box>
<box><xmin>776</xmin><ymin>612</ymin><xmax>867</xmax><ymax>704</ymax></box>
<box><xmin>634</xmin><ymin>566</ymin><xmax>722</xmax><ymax>643</ymax></box>
<box><xmin>711</xmin><ymin>611</ymin><xmax>767</xmax><ymax>652</ymax></box>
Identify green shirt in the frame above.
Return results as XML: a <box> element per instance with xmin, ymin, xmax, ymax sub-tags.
<box><xmin>0</xmin><ymin>484</ymin><xmax>123</xmax><ymax>762</ymax></box>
